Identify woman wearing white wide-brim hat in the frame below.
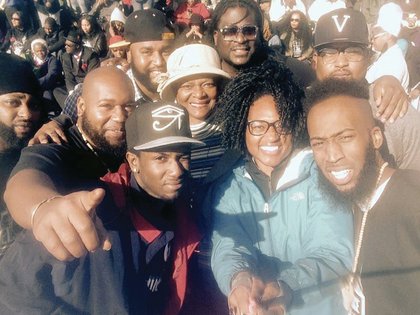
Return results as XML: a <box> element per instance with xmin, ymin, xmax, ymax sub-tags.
<box><xmin>158</xmin><ymin>44</ymin><xmax>231</xmax><ymax>181</ymax></box>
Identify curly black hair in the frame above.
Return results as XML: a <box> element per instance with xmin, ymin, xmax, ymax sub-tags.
<box><xmin>281</xmin><ymin>10</ymin><xmax>313</xmax><ymax>53</ymax></box>
<box><xmin>304</xmin><ymin>78</ymin><xmax>370</xmax><ymax>115</ymax></box>
<box><xmin>211</xmin><ymin>59</ymin><xmax>307</xmax><ymax>153</ymax></box>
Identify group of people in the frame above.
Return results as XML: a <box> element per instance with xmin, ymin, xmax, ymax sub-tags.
<box><xmin>0</xmin><ymin>1</ymin><xmax>420</xmax><ymax>315</ymax></box>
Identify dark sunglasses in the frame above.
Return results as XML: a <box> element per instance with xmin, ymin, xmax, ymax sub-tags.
<box><xmin>219</xmin><ymin>25</ymin><xmax>258</xmax><ymax>41</ymax></box>
<box><xmin>291</xmin><ymin>18</ymin><xmax>300</xmax><ymax>22</ymax></box>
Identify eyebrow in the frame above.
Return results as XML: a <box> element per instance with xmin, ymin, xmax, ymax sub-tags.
<box><xmin>310</xmin><ymin>128</ymin><xmax>355</xmax><ymax>141</ymax></box>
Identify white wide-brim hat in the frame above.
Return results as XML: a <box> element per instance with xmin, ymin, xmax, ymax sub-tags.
<box><xmin>158</xmin><ymin>44</ymin><xmax>231</xmax><ymax>101</ymax></box>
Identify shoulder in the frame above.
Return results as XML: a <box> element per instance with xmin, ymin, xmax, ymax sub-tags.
<box><xmin>391</xmin><ymin>169</ymin><xmax>420</xmax><ymax>189</ymax></box>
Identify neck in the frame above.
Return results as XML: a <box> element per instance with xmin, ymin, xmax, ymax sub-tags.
<box><xmin>0</xmin><ymin>138</ymin><xmax>8</xmax><ymax>151</ymax></box>
<box><xmin>376</xmin><ymin>161</ymin><xmax>394</xmax><ymax>187</ymax></box>
<box><xmin>77</xmin><ymin>123</ymin><xmax>97</xmax><ymax>150</ymax></box>
<box><xmin>135</xmin><ymin>79</ymin><xmax>160</xmax><ymax>101</ymax></box>
<box><xmin>221</xmin><ymin>60</ymin><xmax>239</xmax><ymax>77</ymax></box>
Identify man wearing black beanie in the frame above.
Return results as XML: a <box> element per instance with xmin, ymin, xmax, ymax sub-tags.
<box><xmin>0</xmin><ymin>52</ymin><xmax>45</xmax><ymax>258</ymax></box>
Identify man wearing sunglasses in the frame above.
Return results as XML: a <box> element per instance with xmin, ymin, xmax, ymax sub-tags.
<box><xmin>208</xmin><ymin>0</ymin><xmax>316</xmax><ymax>88</ymax></box>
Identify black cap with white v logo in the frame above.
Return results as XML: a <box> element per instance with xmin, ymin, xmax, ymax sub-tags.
<box><xmin>313</xmin><ymin>8</ymin><xmax>369</xmax><ymax>48</ymax></box>
<box><xmin>125</xmin><ymin>101</ymin><xmax>204</xmax><ymax>151</ymax></box>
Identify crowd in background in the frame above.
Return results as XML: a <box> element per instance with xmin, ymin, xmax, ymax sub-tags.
<box><xmin>0</xmin><ymin>0</ymin><xmax>418</xmax><ymax>114</ymax></box>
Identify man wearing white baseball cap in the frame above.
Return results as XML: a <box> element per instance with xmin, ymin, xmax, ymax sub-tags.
<box><xmin>366</xmin><ymin>2</ymin><xmax>410</xmax><ymax>92</ymax></box>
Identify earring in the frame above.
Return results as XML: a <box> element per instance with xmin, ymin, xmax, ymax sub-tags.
<box><xmin>132</xmin><ymin>168</ymin><xmax>138</xmax><ymax>173</ymax></box>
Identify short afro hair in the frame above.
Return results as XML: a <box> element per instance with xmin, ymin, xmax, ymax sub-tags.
<box><xmin>304</xmin><ymin>79</ymin><xmax>370</xmax><ymax>115</ymax></box>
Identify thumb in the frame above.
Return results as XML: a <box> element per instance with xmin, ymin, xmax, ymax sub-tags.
<box><xmin>80</xmin><ymin>188</ymin><xmax>106</xmax><ymax>215</ymax></box>
<box><xmin>81</xmin><ymin>188</ymin><xmax>112</xmax><ymax>251</ymax></box>
<box><xmin>249</xmin><ymin>276</ymin><xmax>265</xmax><ymax>314</ymax></box>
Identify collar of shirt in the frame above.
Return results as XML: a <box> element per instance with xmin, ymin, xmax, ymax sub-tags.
<box><xmin>126</xmin><ymin>68</ymin><xmax>154</xmax><ymax>103</ymax></box>
<box><xmin>73</xmin><ymin>49</ymin><xmax>83</xmax><ymax>63</ymax></box>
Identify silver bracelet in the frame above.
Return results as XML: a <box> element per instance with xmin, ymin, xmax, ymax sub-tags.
<box><xmin>30</xmin><ymin>196</ymin><xmax>61</xmax><ymax>228</ymax></box>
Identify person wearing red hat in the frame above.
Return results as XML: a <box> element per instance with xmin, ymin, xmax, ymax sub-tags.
<box><xmin>174</xmin><ymin>0</ymin><xmax>211</xmax><ymax>30</ymax></box>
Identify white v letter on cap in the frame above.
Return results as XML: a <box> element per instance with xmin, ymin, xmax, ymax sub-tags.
<box><xmin>332</xmin><ymin>15</ymin><xmax>350</xmax><ymax>33</ymax></box>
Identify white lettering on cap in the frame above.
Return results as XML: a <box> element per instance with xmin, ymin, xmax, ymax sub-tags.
<box><xmin>152</xmin><ymin>105</ymin><xmax>185</xmax><ymax>131</ymax></box>
<box><xmin>332</xmin><ymin>15</ymin><xmax>350</xmax><ymax>33</ymax></box>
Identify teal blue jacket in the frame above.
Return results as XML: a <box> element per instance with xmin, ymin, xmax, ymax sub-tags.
<box><xmin>209</xmin><ymin>149</ymin><xmax>354</xmax><ymax>315</ymax></box>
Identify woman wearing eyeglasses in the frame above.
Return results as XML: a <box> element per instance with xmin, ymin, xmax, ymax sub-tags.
<box><xmin>280</xmin><ymin>10</ymin><xmax>313</xmax><ymax>62</ymax></box>
<box><xmin>205</xmin><ymin>60</ymin><xmax>353</xmax><ymax>315</ymax></box>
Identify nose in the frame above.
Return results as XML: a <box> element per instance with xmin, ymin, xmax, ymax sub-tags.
<box><xmin>192</xmin><ymin>85</ymin><xmax>206</xmax><ymax>98</ymax></box>
<box><xmin>265</xmin><ymin>124</ymin><xmax>281</xmax><ymax>141</ymax></box>
<box><xmin>234</xmin><ymin>31</ymin><xmax>246</xmax><ymax>43</ymax></box>
<box><xmin>112</xmin><ymin>105</ymin><xmax>129</xmax><ymax>122</ymax></box>
<box><xmin>152</xmin><ymin>51</ymin><xmax>165</xmax><ymax>67</ymax></box>
<box><xmin>335</xmin><ymin>51</ymin><xmax>349</xmax><ymax>67</ymax></box>
<box><xmin>17</xmin><ymin>100</ymin><xmax>33</xmax><ymax>120</ymax></box>
<box><xmin>325</xmin><ymin>140</ymin><xmax>344</xmax><ymax>163</ymax></box>
<box><xmin>168</xmin><ymin>158</ymin><xmax>186</xmax><ymax>178</ymax></box>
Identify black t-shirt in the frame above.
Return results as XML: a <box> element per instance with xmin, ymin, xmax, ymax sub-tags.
<box><xmin>0</xmin><ymin>149</ymin><xmax>22</xmax><ymax>257</ymax></box>
<box><xmin>124</xmin><ymin>174</ymin><xmax>175</xmax><ymax>315</ymax></box>
<box><xmin>11</xmin><ymin>125</ymin><xmax>123</xmax><ymax>193</ymax></box>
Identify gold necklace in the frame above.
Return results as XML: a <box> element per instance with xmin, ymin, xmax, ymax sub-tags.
<box><xmin>351</xmin><ymin>161</ymin><xmax>389</xmax><ymax>276</ymax></box>
<box><xmin>76</xmin><ymin>124</ymin><xmax>111</xmax><ymax>173</ymax></box>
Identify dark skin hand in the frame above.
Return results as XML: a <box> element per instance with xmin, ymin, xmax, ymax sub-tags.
<box><xmin>28</xmin><ymin>119</ymin><xmax>68</xmax><ymax>145</ymax></box>
<box><xmin>228</xmin><ymin>272</ymin><xmax>292</xmax><ymax>315</ymax></box>
<box><xmin>373</xmin><ymin>75</ymin><xmax>409</xmax><ymax>123</ymax></box>
<box><xmin>31</xmin><ymin>188</ymin><xmax>111</xmax><ymax>261</ymax></box>
<box><xmin>4</xmin><ymin>168</ymin><xmax>111</xmax><ymax>261</ymax></box>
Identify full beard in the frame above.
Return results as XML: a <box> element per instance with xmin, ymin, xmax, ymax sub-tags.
<box><xmin>80</xmin><ymin>117</ymin><xmax>127</xmax><ymax>162</ymax></box>
<box><xmin>318</xmin><ymin>142</ymin><xmax>379</xmax><ymax>207</ymax></box>
<box><xmin>131</xmin><ymin>67</ymin><xmax>161</xmax><ymax>92</ymax></box>
<box><xmin>0</xmin><ymin>121</ymin><xmax>30</xmax><ymax>151</ymax></box>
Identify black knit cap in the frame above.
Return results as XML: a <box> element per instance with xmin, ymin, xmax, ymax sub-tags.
<box><xmin>0</xmin><ymin>53</ymin><xmax>42</xmax><ymax>97</ymax></box>
<box><xmin>124</xmin><ymin>9</ymin><xmax>175</xmax><ymax>43</ymax></box>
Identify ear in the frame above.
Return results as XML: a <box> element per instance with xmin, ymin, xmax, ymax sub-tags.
<box><xmin>126</xmin><ymin>151</ymin><xmax>139</xmax><ymax>172</ymax></box>
<box><xmin>311</xmin><ymin>51</ymin><xmax>319</xmax><ymax>71</ymax></box>
<box><xmin>370</xmin><ymin>126</ymin><xmax>384</xmax><ymax>150</ymax></box>
<box><xmin>127</xmin><ymin>48</ymin><xmax>132</xmax><ymax>64</ymax></box>
<box><xmin>77</xmin><ymin>96</ymin><xmax>86</xmax><ymax>117</ymax></box>
<box><xmin>213</xmin><ymin>30</ymin><xmax>218</xmax><ymax>47</ymax></box>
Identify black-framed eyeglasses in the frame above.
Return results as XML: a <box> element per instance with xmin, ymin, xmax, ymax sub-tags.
<box><xmin>317</xmin><ymin>46</ymin><xmax>367</xmax><ymax>64</ymax></box>
<box><xmin>219</xmin><ymin>25</ymin><xmax>258</xmax><ymax>41</ymax></box>
<box><xmin>247</xmin><ymin>120</ymin><xmax>289</xmax><ymax>136</ymax></box>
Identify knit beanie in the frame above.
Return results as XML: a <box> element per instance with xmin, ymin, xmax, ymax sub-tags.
<box><xmin>0</xmin><ymin>53</ymin><xmax>41</xmax><ymax>97</ymax></box>
<box><xmin>110</xmin><ymin>7</ymin><xmax>126</xmax><ymax>24</ymax></box>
